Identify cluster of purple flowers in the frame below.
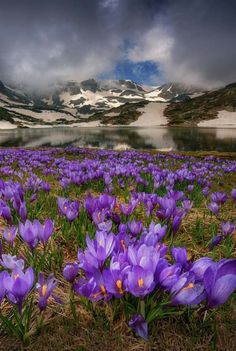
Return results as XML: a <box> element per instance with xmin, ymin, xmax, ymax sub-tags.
<box><xmin>58</xmin><ymin>197</ymin><xmax>80</xmax><ymax>221</ymax></box>
<box><xmin>207</xmin><ymin>191</ymin><xmax>228</xmax><ymax>217</ymax></box>
<box><xmin>82</xmin><ymin>191</ymin><xmax>193</xmax><ymax>238</ymax></box>
<box><xmin>63</xmin><ymin>221</ymin><xmax>236</xmax><ymax>338</ymax></box>
<box><xmin>1</xmin><ymin>218</ymin><xmax>54</xmax><ymax>250</ymax></box>
<box><xmin>0</xmin><ymin>148</ymin><xmax>235</xmax><ymax>342</ymax></box>
<box><xmin>0</xmin><ymin>250</ymin><xmax>57</xmax><ymax>313</ymax></box>
<box><xmin>209</xmin><ymin>221</ymin><xmax>235</xmax><ymax>250</ymax></box>
<box><xmin>19</xmin><ymin>218</ymin><xmax>54</xmax><ymax>249</ymax></box>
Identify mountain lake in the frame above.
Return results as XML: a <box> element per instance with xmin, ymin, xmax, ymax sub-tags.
<box><xmin>0</xmin><ymin>126</ymin><xmax>235</xmax><ymax>151</ymax></box>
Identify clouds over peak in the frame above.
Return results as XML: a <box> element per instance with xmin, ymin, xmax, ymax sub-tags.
<box><xmin>0</xmin><ymin>0</ymin><xmax>235</xmax><ymax>90</ymax></box>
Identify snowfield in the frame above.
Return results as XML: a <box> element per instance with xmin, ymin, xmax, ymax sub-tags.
<box><xmin>130</xmin><ymin>102</ymin><xmax>168</xmax><ymax>126</ymax></box>
<box><xmin>198</xmin><ymin>110</ymin><xmax>236</xmax><ymax>128</ymax></box>
<box><xmin>7</xmin><ymin>108</ymin><xmax>76</xmax><ymax>122</ymax></box>
<box><xmin>0</xmin><ymin>121</ymin><xmax>17</xmax><ymax>129</ymax></box>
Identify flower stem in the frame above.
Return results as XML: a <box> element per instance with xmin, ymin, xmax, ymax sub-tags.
<box><xmin>140</xmin><ymin>300</ymin><xmax>145</xmax><ymax>319</ymax></box>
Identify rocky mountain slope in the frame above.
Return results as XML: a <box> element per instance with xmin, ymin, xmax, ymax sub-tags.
<box><xmin>164</xmin><ymin>82</ymin><xmax>236</xmax><ymax>126</ymax></box>
<box><xmin>2</xmin><ymin>78</ymin><xmax>235</xmax><ymax>128</ymax></box>
<box><xmin>0</xmin><ymin>79</ymin><xmax>202</xmax><ymax>128</ymax></box>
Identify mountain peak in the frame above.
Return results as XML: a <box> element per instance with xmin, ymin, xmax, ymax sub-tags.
<box><xmin>0</xmin><ymin>77</ymin><xmax>207</xmax><ymax>128</ymax></box>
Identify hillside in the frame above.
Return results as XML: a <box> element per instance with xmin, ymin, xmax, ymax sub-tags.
<box><xmin>165</xmin><ymin>82</ymin><xmax>236</xmax><ymax>125</ymax></box>
<box><xmin>1</xmin><ymin>78</ymin><xmax>236</xmax><ymax>128</ymax></box>
<box><xmin>0</xmin><ymin>79</ymin><xmax>201</xmax><ymax>128</ymax></box>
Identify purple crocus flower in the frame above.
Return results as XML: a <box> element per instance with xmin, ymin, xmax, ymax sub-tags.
<box><xmin>172</xmin><ymin>215</ymin><xmax>182</xmax><ymax>235</ymax></box>
<box><xmin>57</xmin><ymin>197</ymin><xmax>80</xmax><ymax>222</ymax></box>
<box><xmin>19</xmin><ymin>220</ymin><xmax>38</xmax><ymax>250</ymax></box>
<box><xmin>209</xmin><ymin>235</ymin><xmax>223</xmax><ymax>251</ymax></box>
<box><xmin>118</xmin><ymin>223</ymin><xmax>127</xmax><ymax>233</ymax></box>
<box><xmin>154</xmin><ymin>258</ymin><xmax>168</xmax><ymax>281</ymax></box>
<box><xmin>115</xmin><ymin>230</ymin><xmax>131</xmax><ymax>253</ymax></box>
<box><xmin>156</xmin><ymin>197</ymin><xmax>176</xmax><ymax>221</ymax></box>
<box><xmin>188</xmin><ymin>185</ymin><xmax>194</xmax><ymax>192</ymax></box>
<box><xmin>84</xmin><ymin>193</ymin><xmax>98</xmax><ymax>217</ymax></box>
<box><xmin>127</xmin><ymin>244</ymin><xmax>160</xmax><ymax>272</ymax></box>
<box><xmin>0</xmin><ymin>254</ymin><xmax>24</xmax><ymax>270</ymax></box>
<box><xmin>35</xmin><ymin>218</ymin><xmax>54</xmax><ymax>244</ymax></box>
<box><xmin>231</xmin><ymin>189</ymin><xmax>236</xmax><ymax>203</ymax></box>
<box><xmin>0</xmin><ymin>200</ymin><xmax>12</xmax><ymax>223</ymax></box>
<box><xmin>0</xmin><ymin>271</ymin><xmax>7</xmax><ymax>303</ymax></box>
<box><xmin>103</xmin><ymin>264</ymin><xmax>129</xmax><ymax>298</ymax></box>
<box><xmin>202</xmin><ymin>187</ymin><xmax>210</xmax><ymax>197</ymax></box>
<box><xmin>204</xmin><ymin>259</ymin><xmax>236</xmax><ymax>308</ymax></box>
<box><xmin>172</xmin><ymin>246</ymin><xmax>189</xmax><ymax>270</ymax></box>
<box><xmin>168</xmin><ymin>190</ymin><xmax>184</xmax><ymax>201</ymax></box>
<box><xmin>97</xmin><ymin>220</ymin><xmax>112</xmax><ymax>233</ymax></box>
<box><xmin>207</xmin><ymin>202</ymin><xmax>219</xmax><ymax>217</ymax></box>
<box><xmin>92</xmin><ymin>209</ymin><xmax>109</xmax><ymax>225</ymax></box>
<box><xmin>127</xmin><ymin>265</ymin><xmax>155</xmax><ymax>297</ymax></box>
<box><xmin>129</xmin><ymin>314</ymin><xmax>148</xmax><ymax>340</ymax></box>
<box><xmin>75</xmin><ymin>269</ymin><xmax>111</xmax><ymax>302</ymax></box>
<box><xmin>41</xmin><ymin>181</ymin><xmax>50</xmax><ymax>192</ymax></box>
<box><xmin>63</xmin><ymin>262</ymin><xmax>79</xmax><ymax>283</ymax></box>
<box><xmin>30</xmin><ymin>193</ymin><xmax>38</xmax><ymax>203</ymax></box>
<box><xmin>19</xmin><ymin>201</ymin><xmax>27</xmax><ymax>222</ymax></box>
<box><xmin>128</xmin><ymin>220</ymin><xmax>143</xmax><ymax>236</ymax></box>
<box><xmin>210</xmin><ymin>191</ymin><xmax>227</xmax><ymax>205</ymax></box>
<box><xmin>159</xmin><ymin>264</ymin><xmax>182</xmax><ymax>289</ymax></box>
<box><xmin>3</xmin><ymin>225</ymin><xmax>17</xmax><ymax>245</ymax></box>
<box><xmin>171</xmin><ymin>272</ymin><xmax>206</xmax><ymax>305</ymax></box>
<box><xmin>190</xmin><ymin>257</ymin><xmax>214</xmax><ymax>280</ymax></box>
<box><xmin>85</xmin><ymin>231</ymin><xmax>115</xmax><ymax>265</ymax></box>
<box><xmin>148</xmin><ymin>222</ymin><xmax>167</xmax><ymax>242</ymax></box>
<box><xmin>156</xmin><ymin>243</ymin><xmax>168</xmax><ymax>257</ymax></box>
<box><xmin>182</xmin><ymin>200</ymin><xmax>193</xmax><ymax>215</ymax></box>
<box><xmin>4</xmin><ymin>267</ymin><xmax>34</xmax><ymax>311</ymax></box>
<box><xmin>98</xmin><ymin>194</ymin><xmax>116</xmax><ymax>211</ymax></box>
<box><xmin>77</xmin><ymin>249</ymin><xmax>100</xmax><ymax>274</ymax></box>
<box><xmin>144</xmin><ymin>199</ymin><xmax>154</xmax><ymax>217</ymax></box>
<box><xmin>120</xmin><ymin>202</ymin><xmax>133</xmax><ymax>216</ymax></box>
<box><xmin>74</xmin><ymin>277</ymin><xmax>97</xmax><ymax>299</ymax></box>
<box><xmin>36</xmin><ymin>272</ymin><xmax>58</xmax><ymax>311</ymax></box>
<box><xmin>221</xmin><ymin>221</ymin><xmax>235</xmax><ymax>236</ymax></box>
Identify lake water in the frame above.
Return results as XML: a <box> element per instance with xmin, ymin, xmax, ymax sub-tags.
<box><xmin>0</xmin><ymin>127</ymin><xmax>235</xmax><ymax>151</ymax></box>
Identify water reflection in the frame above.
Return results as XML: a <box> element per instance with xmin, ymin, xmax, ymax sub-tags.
<box><xmin>0</xmin><ymin>127</ymin><xmax>235</xmax><ymax>151</ymax></box>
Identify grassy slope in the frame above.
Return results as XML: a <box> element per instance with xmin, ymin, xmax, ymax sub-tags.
<box><xmin>164</xmin><ymin>83</ymin><xmax>236</xmax><ymax>125</ymax></box>
<box><xmin>86</xmin><ymin>101</ymin><xmax>148</xmax><ymax>125</ymax></box>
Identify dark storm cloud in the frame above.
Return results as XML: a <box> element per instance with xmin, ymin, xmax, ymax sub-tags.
<box><xmin>128</xmin><ymin>0</ymin><xmax>236</xmax><ymax>88</ymax></box>
<box><xmin>0</xmin><ymin>0</ymin><xmax>164</xmax><ymax>90</ymax></box>
<box><xmin>0</xmin><ymin>0</ymin><xmax>235</xmax><ymax>90</ymax></box>
<box><xmin>164</xmin><ymin>0</ymin><xmax>236</xmax><ymax>88</ymax></box>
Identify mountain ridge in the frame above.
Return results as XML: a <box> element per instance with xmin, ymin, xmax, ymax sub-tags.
<box><xmin>0</xmin><ymin>78</ymin><xmax>234</xmax><ymax>128</ymax></box>
<box><xmin>164</xmin><ymin>82</ymin><xmax>236</xmax><ymax>125</ymax></box>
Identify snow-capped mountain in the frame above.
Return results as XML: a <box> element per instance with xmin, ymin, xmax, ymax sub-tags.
<box><xmin>144</xmin><ymin>83</ymin><xmax>202</xmax><ymax>102</ymax></box>
<box><xmin>0</xmin><ymin>78</ymin><xmax>203</xmax><ymax>128</ymax></box>
<box><xmin>47</xmin><ymin>79</ymin><xmax>200</xmax><ymax>113</ymax></box>
<box><xmin>42</xmin><ymin>79</ymin><xmax>152</xmax><ymax>115</ymax></box>
<box><xmin>0</xmin><ymin>80</ymin><xmax>32</xmax><ymax>105</ymax></box>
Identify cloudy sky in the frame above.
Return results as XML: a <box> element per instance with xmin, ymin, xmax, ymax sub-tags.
<box><xmin>0</xmin><ymin>0</ymin><xmax>235</xmax><ymax>90</ymax></box>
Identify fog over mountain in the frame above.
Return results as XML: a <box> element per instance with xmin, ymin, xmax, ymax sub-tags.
<box><xmin>0</xmin><ymin>0</ymin><xmax>236</xmax><ymax>91</ymax></box>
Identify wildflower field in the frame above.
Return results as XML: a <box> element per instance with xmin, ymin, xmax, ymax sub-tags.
<box><xmin>0</xmin><ymin>147</ymin><xmax>236</xmax><ymax>351</ymax></box>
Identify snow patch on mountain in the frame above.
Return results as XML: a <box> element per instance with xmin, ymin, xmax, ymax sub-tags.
<box><xmin>0</xmin><ymin>78</ymin><xmax>204</xmax><ymax>128</ymax></box>
<box><xmin>198</xmin><ymin>110</ymin><xmax>236</xmax><ymax>128</ymax></box>
<box><xmin>8</xmin><ymin>107</ymin><xmax>76</xmax><ymax>122</ymax></box>
<box><xmin>130</xmin><ymin>102</ymin><xmax>168</xmax><ymax>126</ymax></box>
